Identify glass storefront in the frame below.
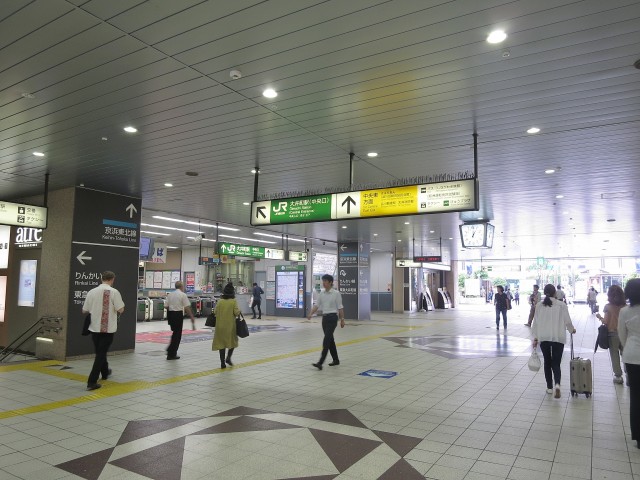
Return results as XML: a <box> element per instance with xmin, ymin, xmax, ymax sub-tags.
<box><xmin>205</xmin><ymin>260</ymin><xmax>255</xmax><ymax>293</ymax></box>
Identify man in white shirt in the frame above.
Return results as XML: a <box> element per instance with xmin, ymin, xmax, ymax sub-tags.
<box><xmin>555</xmin><ymin>285</ymin><xmax>566</xmax><ymax>303</ymax></box>
<box><xmin>307</xmin><ymin>274</ymin><xmax>345</xmax><ymax>370</ymax></box>
<box><xmin>525</xmin><ymin>284</ymin><xmax>540</xmax><ymax>327</ymax></box>
<box><xmin>165</xmin><ymin>281</ymin><xmax>196</xmax><ymax>360</ymax></box>
<box><xmin>82</xmin><ymin>271</ymin><xmax>125</xmax><ymax>391</ymax></box>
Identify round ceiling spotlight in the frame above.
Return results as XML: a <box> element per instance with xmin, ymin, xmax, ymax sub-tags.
<box><xmin>242</xmin><ymin>202</ymin><xmax>250</xmax><ymax>206</ymax></box>
<box><xmin>545</xmin><ymin>169</ymin><xmax>555</xmax><ymax>174</ymax></box>
<box><xmin>527</xmin><ymin>127</ymin><xmax>541</xmax><ymax>134</ymax></box>
<box><xmin>123</xmin><ymin>126</ymin><xmax>137</xmax><ymax>133</ymax></box>
<box><xmin>164</xmin><ymin>183</ymin><xmax>173</xmax><ymax>187</ymax></box>
<box><xmin>367</xmin><ymin>152</ymin><xmax>378</xmax><ymax>157</ymax></box>
<box><xmin>262</xmin><ymin>88</ymin><xmax>277</xmax><ymax>98</ymax></box>
<box><xmin>33</xmin><ymin>151</ymin><xmax>45</xmax><ymax>157</ymax></box>
<box><xmin>555</xmin><ymin>195</ymin><xmax>564</xmax><ymax>199</ymax></box>
<box><xmin>487</xmin><ymin>30</ymin><xmax>507</xmax><ymax>44</ymax></box>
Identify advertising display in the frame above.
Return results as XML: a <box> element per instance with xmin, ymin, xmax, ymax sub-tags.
<box><xmin>312</xmin><ymin>252</ymin><xmax>337</xmax><ymax>276</ymax></box>
<box><xmin>18</xmin><ymin>259</ymin><xmax>38</xmax><ymax>307</ymax></box>
<box><xmin>252</xmin><ymin>179</ymin><xmax>477</xmax><ymax>225</ymax></box>
<box><xmin>0</xmin><ymin>225</ymin><xmax>9</xmax><ymax>268</ymax></box>
<box><xmin>150</xmin><ymin>243</ymin><xmax>167</xmax><ymax>263</ymax></box>
<box><xmin>185</xmin><ymin>272</ymin><xmax>196</xmax><ymax>294</ymax></box>
<box><xmin>274</xmin><ymin>265</ymin><xmax>306</xmax><ymax>317</ymax></box>
<box><xmin>0</xmin><ymin>276</ymin><xmax>6</xmax><ymax>322</ymax></box>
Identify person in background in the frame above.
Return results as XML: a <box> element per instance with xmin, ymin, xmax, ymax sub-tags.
<box><xmin>165</xmin><ymin>281</ymin><xmax>196</xmax><ymax>360</ymax></box>
<box><xmin>514</xmin><ymin>289</ymin><xmax>520</xmax><ymax>306</ymax></box>
<box><xmin>82</xmin><ymin>271</ymin><xmax>125</xmax><ymax>391</ymax></box>
<box><xmin>212</xmin><ymin>283</ymin><xmax>240</xmax><ymax>369</ymax></box>
<box><xmin>555</xmin><ymin>285</ymin><xmax>566</xmax><ymax>303</ymax></box>
<box><xmin>597</xmin><ymin>285</ymin><xmax>627</xmax><ymax>384</ymax></box>
<box><xmin>307</xmin><ymin>274</ymin><xmax>345</xmax><ymax>370</ymax></box>
<box><xmin>588</xmin><ymin>286</ymin><xmax>599</xmax><ymax>313</ymax></box>
<box><xmin>251</xmin><ymin>282</ymin><xmax>264</xmax><ymax>319</ymax></box>
<box><xmin>618</xmin><ymin>279</ymin><xmax>640</xmax><ymax>448</ymax></box>
<box><xmin>532</xmin><ymin>284</ymin><xmax>576</xmax><ymax>398</ymax></box>
<box><xmin>494</xmin><ymin>285</ymin><xmax>508</xmax><ymax>330</ymax></box>
<box><xmin>525</xmin><ymin>284</ymin><xmax>541</xmax><ymax>326</ymax></box>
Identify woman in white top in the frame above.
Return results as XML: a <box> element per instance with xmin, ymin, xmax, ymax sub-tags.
<box><xmin>532</xmin><ymin>284</ymin><xmax>576</xmax><ymax>398</ymax></box>
<box><xmin>618</xmin><ymin>278</ymin><xmax>640</xmax><ymax>448</ymax></box>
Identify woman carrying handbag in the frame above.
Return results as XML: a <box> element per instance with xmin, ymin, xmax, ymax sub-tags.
<box><xmin>212</xmin><ymin>283</ymin><xmax>241</xmax><ymax>369</ymax></box>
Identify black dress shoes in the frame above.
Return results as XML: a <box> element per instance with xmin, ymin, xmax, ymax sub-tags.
<box><xmin>225</xmin><ymin>358</ymin><xmax>234</xmax><ymax>366</ymax></box>
<box><xmin>312</xmin><ymin>363</ymin><xmax>323</xmax><ymax>370</ymax></box>
<box><xmin>87</xmin><ymin>383</ymin><xmax>101</xmax><ymax>391</ymax></box>
<box><xmin>328</xmin><ymin>362</ymin><xmax>340</xmax><ymax>366</ymax></box>
<box><xmin>102</xmin><ymin>369</ymin><xmax>112</xmax><ymax>380</ymax></box>
<box><xmin>167</xmin><ymin>355</ymin><xmax>180</xmax><ymax>360</ymax></box>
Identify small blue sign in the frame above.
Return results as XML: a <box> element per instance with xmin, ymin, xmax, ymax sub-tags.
<box><xmin>358</xmin><ymin>369</ymin><xmax>398</xmax><ymax>379</ymax></box>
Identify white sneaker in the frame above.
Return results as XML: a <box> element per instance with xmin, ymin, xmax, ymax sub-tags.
<box><xmin>546</xmin><ymin>388</ymin><xmax>553</xmax><ymax>394</ymax></box>
<box><xmin>554</xmin><ymin>384</ymin><xmax>561</xmax><ymax>398</ymax></box>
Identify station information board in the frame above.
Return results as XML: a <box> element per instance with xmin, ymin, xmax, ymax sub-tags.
<box><xmin>413</xmin><ymin>255</ymin><xmax>442</xmax><ymax>263</ymax></box>
<box><xmin>251</xmin><ymin>179</ymin><xmax>476</xmax><ymax>226</ymax></box>
<box><xmin>218</xmin><ymin>242</ymin><xmax>284</xmax><ymax>259</ymax></box>
<box><xmin>0</xmin><ymin>201</ymin><xmax>47</xmax><ymax>228</ymax></box>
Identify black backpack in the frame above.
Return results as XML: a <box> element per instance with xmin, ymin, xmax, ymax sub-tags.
<box><xmin>594</xmin><ymin>324</ymin><xmax>609</xmax><ymax>352</ymax></box>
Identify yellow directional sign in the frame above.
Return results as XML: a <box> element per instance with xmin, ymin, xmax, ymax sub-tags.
<box><xmin>361</xmin><ymin>185</ymin><xmax>417</xmax><ymax>217</ymax></box>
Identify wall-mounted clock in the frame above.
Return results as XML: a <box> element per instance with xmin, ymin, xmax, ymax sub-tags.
<box><xmin>460</xmin><ymin>222</ymin><xmax>494</xmax><ymax>248</ymax></box>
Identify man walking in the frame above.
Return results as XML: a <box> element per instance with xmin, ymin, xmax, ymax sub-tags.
<box><xmin>166</xmin><ymin>281</ymin><xmax>196</xmax><ymax>360</ymax></box>
<box><xmin>525</xmin><ymin>284</ymin><xmax>540</xmax><ymax>327</ymax></box>
<box><xmin>82</xmin><ymin>271</ymin><xmax>124</xmax><ymax>391</ymax></box>
<box><xmin>251</xmin><ymin>282</ymin><xmax>264</xmax><ymax>319</ymax></box>
<box><xmin>307</xmin><ymin>274</ymin><xmax>345</xmax><ymax>370</ymax></box>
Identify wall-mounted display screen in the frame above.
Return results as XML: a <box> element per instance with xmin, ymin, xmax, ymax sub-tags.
<box><xmin>276</xmin><ymin>271</ymin><xmax>299</xmax><ymax>309</ymax></box>
<box><xmin>139</xmin><ymin>236</ymin><xmax>153</xmax><ymax>259</ymax></box>
<box><xmin>0</xmin><ymin>276</ymin><xmax>6</xmax><ymax>322</ymax></box>
<box><xmin>18</xmin><ymin>259</ymin><xmax>38</xmax><ymax>307</ymax></box>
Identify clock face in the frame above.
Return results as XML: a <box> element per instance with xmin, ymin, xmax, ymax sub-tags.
<box><xmin>485</xmin><ymin>224</ymin><xmax>495</xmax><ymax>248</ymax></box>
<box><xmin>460</xmin><ymin>223</ymin><xmax>485</xmax><ymax>247</ymax></box>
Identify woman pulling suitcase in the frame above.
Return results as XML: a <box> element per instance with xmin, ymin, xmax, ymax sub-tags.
<box><xmin>531</xmin><ymin>284</ymin><xmax>576</xmax><ymax>398</ymax></box>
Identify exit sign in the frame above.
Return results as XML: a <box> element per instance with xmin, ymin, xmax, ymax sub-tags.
<box><xmin>414</xmin><ymin>255</ymin><xmax>442</xmax><ymax>263</ymax></box>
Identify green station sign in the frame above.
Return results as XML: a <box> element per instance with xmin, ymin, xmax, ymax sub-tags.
<box><xmin>218</xmin><ymin>242</ymin><xmax>264</xmax><ymax>258</ymax></box>
<box><xmin>256</xmin><ymin>194</ymin><xmax>332</xmax><ymax>225</ymax></box>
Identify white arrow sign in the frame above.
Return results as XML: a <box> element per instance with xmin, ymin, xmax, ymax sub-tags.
<box><xmin>339</xmin><ymin>244</ymin><xmax>348</xmax><ymax>252</ymax></box>
<box><xmin>364</xmin><ymin>371</ymin><xmax>395</xmax><ymax>377</ymax></box>
<box><xmin>77</xmin><ymin>251</ymin><xmax>92</xmax><ymax>265</ymax></box>
<box><xmin>125</xmin><ymin>203</ymin><xmax>138</xmax><ymax>218</ymax></box>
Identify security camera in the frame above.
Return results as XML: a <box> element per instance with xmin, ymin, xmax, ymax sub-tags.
<box><xmin>230</xmin><ymin>69</ymin><xmax>242</xmax><ymax>80</ymax></box>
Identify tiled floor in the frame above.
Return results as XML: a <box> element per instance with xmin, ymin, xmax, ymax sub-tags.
<box><xmin>0</xmin><ymin>302</ymin><xmax>637</xmax><ymax>479</ymax></box>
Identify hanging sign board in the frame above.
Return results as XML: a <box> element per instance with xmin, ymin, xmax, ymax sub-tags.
<box><xmin>413</xmin><ymin>255</ymin><xmax>442</xmax><ymax>263</ymax></box>
<box><xmin>251</xmin><ymin>179</ymin><xmax>476</xmax><ymax>226</ymax></box>
<box><xmin>218</xmin><ymin>242</ymin><xmax>284</xmax><ymax>259</ymax></box>
<box><xmin>288</xmin><ymin>251</ymin><xmax>308</xmax><ymax>262</ymax></box>
<box><xmin>0</xmin><ymin>201</ymin><xmax>47</xmax><ymax>228</ymax></box>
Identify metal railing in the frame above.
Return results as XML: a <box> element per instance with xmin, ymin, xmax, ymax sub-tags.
<box><xmin>0</xmin><ymin>316</ymin><xmax>63</xmax><ymax>362</ymax></box>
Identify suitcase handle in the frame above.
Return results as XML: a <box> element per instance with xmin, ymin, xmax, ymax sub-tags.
<box><xmin>570</xmin><ymin>332</ymin><xmax>574</xmax><ymax>360</ymax></box>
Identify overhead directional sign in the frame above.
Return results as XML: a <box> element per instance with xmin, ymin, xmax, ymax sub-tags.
<box><xmin>218</xmin><ymin>242</ymin><xmax>284</xmax><ymax>259</ymax></box>
<box><xmin>288</xmin><ymin>251</ymin><xmax>308</xmax><ymax>262</ymax></box>
<box><xmin>414</xmin><ymin>255</ymin><xmax>442</xmax><ymax>263</ymax></box>
<box><xmin>0</xmin><ymin>201</ymin><xmax>48</xmax><ymax>228</ymax></box>
<box><xmin>251</xmin><ymin>179</ymin><xmax>476</xmax><ymax>225</ymax></box>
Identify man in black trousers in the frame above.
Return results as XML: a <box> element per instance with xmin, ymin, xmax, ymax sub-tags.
<box><xmin>165</xmin><ymin>281</ymin><xmax>196</xmax><ymax>360</ymax></box>
<box><xmin>307</xmin><ymin>274</ymin><xmax>345</xmax><ymax>370</ymax></box>
<box><xmin>251</xmin><ymin>282</ymin><xmax>264</xmax><ymax>319</ymax></box>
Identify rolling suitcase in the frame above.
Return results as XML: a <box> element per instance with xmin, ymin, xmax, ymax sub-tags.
<box><xmin>570</xmin><ymin>333</ymin><xmax>592</xmax><ymax>398</ymax></box>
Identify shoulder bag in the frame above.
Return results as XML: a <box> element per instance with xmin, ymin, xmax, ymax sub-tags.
<box><xmin>528</xmin><ymin>348</ymin><xmax>541</xmax><ymax>372</ymax></box>
<box><xmin>205</xmin><ymin>312</ymin><xmax>216</xmax><ymax>327</ymax></box>
<box><xmin>236</xmin><ymin>313</ymin><xmax>250</xmax><ymax>338</ymax></box>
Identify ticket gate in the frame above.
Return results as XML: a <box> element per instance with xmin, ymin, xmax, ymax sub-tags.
<box><xmin>189</xmin><ymin>297</ymin><xmax>202</xmax><ymax>317</ymax></box>
<box><xmin>200</xmin><ymin>297</ymin><xmax>215</xmax><ymax>317</ymax></box>
<box><xmin>137</xmin><ymin>298</ymin><xmax>150</xmax><ymax>321</ymax></box>
<box><xmin>150</xmin><ymin>298</ymin><xmax>165</xmax><ymax>320</ymax></box>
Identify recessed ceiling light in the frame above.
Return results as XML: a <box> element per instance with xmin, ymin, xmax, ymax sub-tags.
<box><xmin>545</xmin><ymin>169</ymin><xmax>555</xmax><ymax>174</ymax></box>
<box><xmin>373</xmin><ymin>233</ymin><xmax>378</xmax><ymax>236</ymax></box>
<box><xmin>341</xmin><ymin>226</ymin><xmax>347</xmax><ymax>229</ymax></box>
<box><xmin>448</xmin><ymin>237</ymin><xmax>453</xmax><ymax>240</ymax></box>
<box><xmin>263</xmin><ymin>88</ymin><xmax>277</xmax><ymax>98</ymax></box>
<box><xmin>101</xmin><ymin>137</ymin><xmax>108</xmax><ymax>141</ymax></box>
<box><xmin>429</xmin><ymin>230</ymin><xmax>434</xmax><ymax>233</ymax></box>
<box><xmin>527</xmin><ymin>127</ymin><xmax>540</xmax><ymax>134</ymax></box>
<box><xmin>367</xmin><ymin>152</ymin><xmax>378</xmax><ymax>157</ymax></box>
<box><xmin>123</xmin><ymin>126</ymin><xmax>137</xmax><ymax>133</ymax></box>
<box><xmin>397</xmin><ymin>239</ymin><xmax>402</xmax><ymax>242</ymax></box>
<box><xmin>164</xmin><ymin>183</ymin><xmax>173</xmax><ymax>187</ymax></box>
<box><xmin>150</xmin><ymin>216</ymin><xmax>239</xmax><ymax>231</ymax></box>
<box><xmin>219</xmin><ymin>234</ymin><xmax>276</xmax><ymax>244</ymax></box>
<box><xmin>404</xmin><ymin>221</ymin><xmax>410</xmax><ymax>225</ymax></box>
<box><xmin>251</xmin><ymin>169</ymin><xmax>257</xmax><ymax>174</ymax></box>
<box><xmin>242</xmin><ymin>202</ymin><xmax>250</xmax><ymax>206</ymax></box>
<box><xmin>33</xmin><ymin>151</ymin><xmax>45</xmax><ymax>157</ymax></box>
<box><xmin>487</xmin><ymin>30</ymin><xmax>507</xmax><ymax>44</ymax></box>
<box><xmin>555</xmin><ymin>195</ymin><xmax>564</xmax><ymax>199</ymax></box>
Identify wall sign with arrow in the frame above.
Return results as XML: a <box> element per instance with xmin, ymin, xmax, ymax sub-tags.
<box><xmin>251</xmin><ymin>179</ymin><xmax>476</xmax><ymax>226</ymax></box>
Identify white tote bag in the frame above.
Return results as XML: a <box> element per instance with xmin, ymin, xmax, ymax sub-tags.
<box><xmin>528</xmin><ymin>348</ymin><xmax>541</xmax><ymax>372</ymax></box>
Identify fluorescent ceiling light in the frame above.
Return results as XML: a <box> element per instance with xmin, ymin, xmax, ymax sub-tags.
<box><xmin>263</xmin><ymin>88</ymin><xmax>277</xmax><ymax>98</ymax></box>
<box><xmin>429</xmin><ymin>230</ymin><xmax>435</xmax><ymax>233</ymax></box>
<box><xmin>167</xmin><ymin>246</ymin><xmax>179</xmax><ymax>249</ymax></box>
<box><xmin>33</xmin><ymin>151</ymin><xmax>45</xmax><ymax>157</ymax></box>
<box><xmin>373</xmin><ymin>233</ymin><xmax>378</xmax><ymax>236</ymax></box>
<box><xmin>123</xmin><ymin>126</ymin><xmax>137</xmax><ymax>133</ymax></box>
<box><xmin>164</xmin><ymin>183</ymin><xmax>173</xmax><ymax>187</ymax></box>
<box><xmin>141</xmin><ymin>230</ymin><xmax>171</xmax><ymax>236</ymax></box>
<box><xmin>253</xmin><ymin>232</ymin><xmax>305</xmax><ymax>242</ymax></box>
<box><xmin>341</xmin><ymin>226</ymin><xmax>347</xmax><ymax>229</ymax></box>
<box><xmin>367</xmin><ymin>152</ymin><xmax>378</xmax><ymax>157</ymax></box>
<box><xmin>527</xmin><ymin>127</ymin><xmax>540</xmax><ymax>134</ymax></box>
<box><xmin>151</xmin><ymin>216</ymin><xmax>239</xmax><ymax>231</ymax></box>
<box><xmin>487</xmin><ymin>30</ymin><xmax>507</xmax><ymax>44</ymax></box>
<box><xmin>545</xmin><ymin>169</ymin><xmax>555</xmax><ymax>174</ymax></box>
<box><xmin>141</xmin><ymin>223</ymin><xmax>201</xmax><ymax>234</ymax></box>
<box><xmin>555</xmin><ymin>195</ymin><xmax>564</xmax><ymax>199</ymax></box>
<box><xmin>242</xmin><ymin>202</ymin><xmax>250</xmax><ymax>206</ymax></box>
<box><xmin>397</xmin><ymin>239</ymin><xmax>402</xmax><ymax>242</ymax></box>
<box><xmin>218</xmin><ymin>234</ymin><xmax>276</xmax><ymax>244</ymax></box>
<box><xmin>404</xmin><ymin>222</ymin><xmax>410</xmax><ymax>225</ymax></box>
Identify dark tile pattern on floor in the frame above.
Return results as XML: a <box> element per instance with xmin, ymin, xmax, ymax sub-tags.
<box><xmin>309</xmin><ymin>428</ymin><xmax>381</xmax><ymax>472</ymax></box>
<box><xmin>192</xmin><ymin>416</ymin><xmax>301</xmax><ymax>435</ymax></box>
<box><xmin>378</xmin><ymin>458</ymin><xmax>424</xmax><ymax>479</ymax></box>
<box><xmin>111</xmin><ymin>437</ymin><xmax>185</xmax><ymax>480</ymax></box>
<box><xmin>383</xmin><ymin>334</ymin><xmax>532</xmax><ymax>358</ymax></box>
<box><xmin>372</xmin><ymin>430</ymin><xmax>422</xmax><ymax>456</ymax></box>
<box><xmin>117</xmin><ymin>417</ymin><xmax>200</xmax><ymax>445</ymax></box>
<box><xmin>213</xmin><ymin>406</ymin><xmax>272</xmax><ymax>417</ymax></box>
<box><xmin>56</xmin><ymin>447</ymin><xmax>114</xmax><ymax>480</ymax></box>
<box><xmin>286</xmin><ymin>408</ymin><xmax>368</xmax><ymax>428</ymax></box>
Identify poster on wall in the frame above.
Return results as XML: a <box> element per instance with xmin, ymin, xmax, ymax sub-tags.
<box><xmin>162</xmin><ymin>271</ymin><xmax>172</xmax><ymax>289</ymax></box>
<box><xmin>145</xmin><ymin>271</ymin><xmax>154</xmax><ymax>289</ymax></box>
<box><xmin>18</xmin><ymin>259</ymin><xmax>38</xmax><ymax>307</ymax></box>
<box><xmin>151</xmin><ymin>244</ymin><xmax>167</xmax><ymax>263</ymax></box>
<box><xmin>0</xmin><ymin>225</ymin><xmax>10</xmax><ymax>269</ymax></box>
<box><xmin>276</xmin><ymin>271</ymin><xmax>299</xmax><ymax>309</ymax></box>
<box><xmin>170</xmin><ymin>271</ymin><xmax>180</xmax><ymax>284</ymax></box>
<box><xmin>185</xmin><ymin>272</ymin><xmax>195</xmax><ymax>294</ymax></box>
<box><xmin>0</xmin><ymin>276</ymin><xmax>6</xmax><ymax>322</ymax></box>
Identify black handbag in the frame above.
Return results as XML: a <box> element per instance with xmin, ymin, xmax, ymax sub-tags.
<box><xmin>595</xmin><ymin>324</ymin><xmax>609</xmax><ymax>352</ymax></box>
<box><xmin>81</xmin><ymin>314</ymin><xmax>91</xmax><ymax>336</ymax></box>
<box><xmin>205</xmin><ymin>312</ymin><xmax>216</xmax><ymax>327</ymax></box>
<box><xmin>236</xmin><ymin>313</ymin><xmax>249</xmax><ymax>338</ymax></box>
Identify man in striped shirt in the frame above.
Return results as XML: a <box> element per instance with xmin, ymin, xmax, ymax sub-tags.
<box><xmin>82</xmin><ymin>271</ymin><xmax>125</xmax><ymax>391</ymax></box>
